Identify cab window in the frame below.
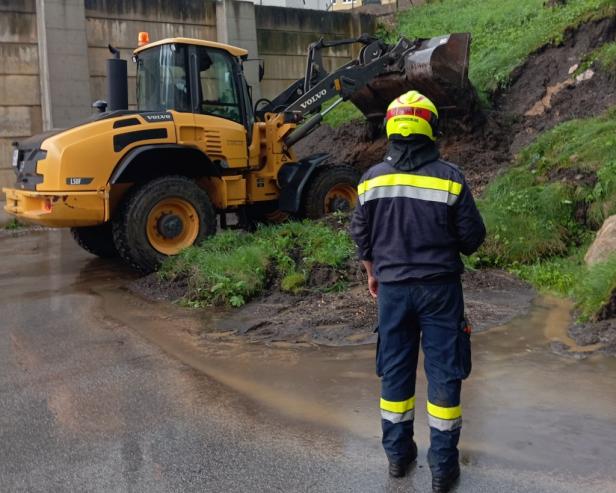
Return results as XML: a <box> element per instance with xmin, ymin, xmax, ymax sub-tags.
<box><xmin>196</xmin><ymin>47</ymin><xmax>241</xmax><ymax>123</ymax></box>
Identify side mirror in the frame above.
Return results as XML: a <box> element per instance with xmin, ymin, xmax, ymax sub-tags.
<box><xmin>258</xmin><ymin>61</ymin><xmax>265</xmax><ymax>82</ymax></box>
<box><xmin>92</xmin><ymin>100</ymin><xmax>108</xmax><ymax>113</ymax></box>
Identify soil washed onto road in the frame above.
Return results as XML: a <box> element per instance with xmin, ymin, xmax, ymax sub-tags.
<box><xmin>132</xmin><ymin>266</ymin><xmax>534</xmax><ymax>347</ymax></box>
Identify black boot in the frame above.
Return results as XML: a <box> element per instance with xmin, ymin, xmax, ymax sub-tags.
<box><xmin>388</xmin><ymin>441</ymin><xmax>418</xmax><ymax>478</ymax></box>
<box><xmin>431</xmin><ymin>463</ymin><xmax>460</xmax><ymax>492</ymax></box>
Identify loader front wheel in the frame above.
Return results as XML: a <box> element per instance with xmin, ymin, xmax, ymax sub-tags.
<box><xmin>113</xmin><ymin>175</ymin><xmax>216</xmax><ymax>273</ymax></box>
<box><xmin>71</xmin><ymin>223</ymin><xmax>117</xmax><ymax>258</ymax></box>
<box><xmin>302</xmin><ymin>165</ymin><xmax>360</xmax><ymax>219</ymax></box>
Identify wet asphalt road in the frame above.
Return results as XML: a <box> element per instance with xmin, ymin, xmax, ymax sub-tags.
<box><xmin>1</xmin><ymin>229</ymin><xmax>616</xmax><ymax>493</ymax></box>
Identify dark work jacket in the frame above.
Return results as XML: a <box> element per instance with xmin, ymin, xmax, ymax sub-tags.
<box><xmin>350</xmin><ymin>141</ymin><xmax>486</xmax><ymax>283</ymax></box>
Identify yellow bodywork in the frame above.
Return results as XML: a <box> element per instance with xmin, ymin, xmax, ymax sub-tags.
<box><xmin>3</xmin><ymin>109</ymin><xmax>297</xmax><ymax>227</ymax></box>
<box><xmin>3</xmin><ymin>187</ymin><xmax>108</xmax><ymax>227</ymax></box>
<box><xmin>3</xmin><ymin>36</ymin><xmax>299</xmax><ymax>228</ymax></box>
<box><xmin>133</xmin><ymin>37</ymin><xmax>248</xmax><ymax>57</ymax></box>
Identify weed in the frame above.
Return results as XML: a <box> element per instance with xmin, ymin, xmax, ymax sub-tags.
<box><xmin>4</xmin><ymin>219</ymin><xmax>21</xmax><ymax>230</ymax></box>
<box><xmin>281</xmin><ymin>271</ymin><xmax>306</xmax><ymax>294</ymax></box>
<box><xmin>573</xmin><ymin>255</ymin><xmax>616</xmax><ymax>319</ymax></box>
<box><xmin>161</xmin><ymin>221</ymin><xmax>355</xmax><ymax>307</ymax></box>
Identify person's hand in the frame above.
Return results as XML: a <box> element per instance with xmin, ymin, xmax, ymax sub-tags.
<box><xmin>367</xmin><ymin>275</ymin><xmax>378</xmax><ymax>299</ymax></box>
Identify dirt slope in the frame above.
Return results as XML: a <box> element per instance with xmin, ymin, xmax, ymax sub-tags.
<box><xmin>296</xmin><ymin>17</ymin><xmax>616</xmax><ymax>195</ymax></box>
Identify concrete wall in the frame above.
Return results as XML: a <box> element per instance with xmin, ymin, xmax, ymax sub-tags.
<box><xmin>0</xmin><ymin>0</ymin><xmax>42</xmax><ymax>191</ymax></box>
<box><xmin>253</xmin><ymin>0</ymin><xmax>331</xmax><ymax>10</ymax></box>
<box><xmin>218</xmin><ymin>0</ymin><xmax>260</xmax><ymax>100</ymax></box>
<box><xmin>84</xmin><ymin>0</ymin><xmax>218</xmax><ymax>110</ymax></box>
<box><xmin>255</xmin><ymin>5</ymin><xmax>375</xmax><ymax>98</ymax></box>
<box><xmin>37</xmin><ymin>0</ymin><xmax>92</xmax><ymax>129</ymax></box>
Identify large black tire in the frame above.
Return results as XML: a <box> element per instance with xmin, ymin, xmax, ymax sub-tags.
<box><xmin>112</xmin><ymin>175</ymin><xmax>216</xmax><ymax>273</ymax></box>
<box><xmin>71</xmin><ymin>223</ymin><xmax>117</xmax><ymax>258</ymax></box>
<box><xmin>302</xmin><ymin>164</ymin><xmax>360</xmax><ymax>219</ymax></box>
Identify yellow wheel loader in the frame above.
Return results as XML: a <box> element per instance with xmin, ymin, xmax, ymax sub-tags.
<box><xmin>4</xmin><ymin>32</ymin><xmax>472</xmax><ymax>272</ymax></box>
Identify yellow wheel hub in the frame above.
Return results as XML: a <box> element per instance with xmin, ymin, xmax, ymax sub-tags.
<box><xmin>146</xmin><ymin>198</ymin><xmax>199</xmax><ymax>255</ymax></box>
<box><xmin>324</xmin><ymin>184</ymin><xmax>357</xmax><ymax>213</ymax></box>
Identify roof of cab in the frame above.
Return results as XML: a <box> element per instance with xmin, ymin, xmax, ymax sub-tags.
<box><xmin>133</xmin><ymin>37</ymin><xmax>248</xmax><ymax>57</ymax></box>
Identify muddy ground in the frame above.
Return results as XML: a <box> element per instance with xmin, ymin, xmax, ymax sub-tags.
<box><xmin>133</xmin><ymin>269</ymin><xmax>534</xmax><ymax>346</ymax></box>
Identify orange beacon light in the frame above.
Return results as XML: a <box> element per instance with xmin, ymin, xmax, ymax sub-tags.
<box><xmin>138</xmin><ymin>32</ymin><xmax>150</xmax><ymax>46</ymax></box>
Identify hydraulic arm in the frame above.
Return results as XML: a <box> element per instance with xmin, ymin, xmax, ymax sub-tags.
<box><xmin>257</xmin><ymin>33</ymin><xmax>472</xmax><ymax>147</ymax></box>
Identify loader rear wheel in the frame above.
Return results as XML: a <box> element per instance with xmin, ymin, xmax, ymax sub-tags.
<box><xmin>302</xmin><ymin>165</ymin><xmax>360</xmax><ymax>219</ymax></box>
<box><xmin>71</xmin><ymin>223</ymin><xmax>117</xmax><ymax>258</ymax></box>
<box><xmin>113</xmin><ymin>175</ymin><xmax>216</xmax><ymax>273</ymax></box>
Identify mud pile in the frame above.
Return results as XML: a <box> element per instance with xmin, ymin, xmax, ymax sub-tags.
<box><xmin>214</xmin><ymin>269</ymin><xmax>533</xmax><ymax>346</ymax></box>
<box><xmin>134</xmin><ymin>268</ymin><xmax>533</xmax><ymax>346</ymax></box>
<box><xmin>297</xmin><ymin>17</ymin><xmax>616</xmax><ymax>195</ymax></box>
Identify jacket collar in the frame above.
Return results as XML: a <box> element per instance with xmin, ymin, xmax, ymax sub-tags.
<box><xmin>384</xmin><ymin>139</ymin><xmax>440</xmax><ymax>171</ymax></box>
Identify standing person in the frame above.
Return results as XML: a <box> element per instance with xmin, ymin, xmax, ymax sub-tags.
<box><xmin>350</xmin><ymin>90</ymin><xmax>486</xmax><ymax>493</ymax></box>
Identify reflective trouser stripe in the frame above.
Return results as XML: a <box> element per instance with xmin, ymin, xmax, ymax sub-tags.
<box><xmin>428</xmin><ymin>415</ymin><xmax>462</xmax><ymax>431</ymax></box>
<box><xmin>380</xmin><ymin>396</ymin><xmax>416</xmax><ymax>424</ymax></box>
<box><xmin>381</xmin><ymin>396</ymin><xmax>416</xmax><ymax>413</ymax></box>
<box><xmin>427</xmin><ymin>401</ymin><xmax>462</xmax><ymax>431</ymax></box>
<box><xmin>381</xmin><ymin>409</ymin><xmax>415</xmax><ymax>424</ymax></box>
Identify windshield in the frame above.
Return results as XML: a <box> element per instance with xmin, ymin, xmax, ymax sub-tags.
<box><xmin>136</xmin><ymin>44</ymin><xmax>190</xmax><ymax>112</ymax></box>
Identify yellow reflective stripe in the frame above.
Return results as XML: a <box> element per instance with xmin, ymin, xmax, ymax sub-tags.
<box><xmin>357</xmin><ymin>174</ymin><xmax>462</xmax><ymax>196</ymax></box>
<box><xmin>427</xmin><ymin>401</ymin><xmax>462</xmax><ymax>420</ymax></box>
<box><xmin>380</xmin><ymin>396</ymin><xmax>416</xmax><ymax>414</ymax></box>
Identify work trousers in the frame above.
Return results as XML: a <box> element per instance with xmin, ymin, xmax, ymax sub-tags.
<box><xmin>376</xmin><ymin>278</ymin><xmax>471</xmax><ymax>476</ymax></box>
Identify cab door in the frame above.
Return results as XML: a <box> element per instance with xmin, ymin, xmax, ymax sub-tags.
<box><xmin>190</xmin><ymin>46</ymin><xmax>248</xmax><ymax>169</ymax></box>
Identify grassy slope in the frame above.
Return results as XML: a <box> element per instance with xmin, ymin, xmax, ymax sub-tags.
<box><xmin>476</xmin><ymin>107</ymin><xmax>616</xmax><ymax>319</ymax></box>
<box><xmin>160</xmin><ymin>218</ymin><xmax>354</xmax><ymax>307</ymax></box>
<box><xmin>324</xmin><ymin>0</ymin><xmax>613</xmax><ymax>127</ymax></box>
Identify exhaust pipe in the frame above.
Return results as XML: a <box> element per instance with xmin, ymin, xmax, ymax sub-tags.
<box><xmin>106</xmin><ymin>44</ymin><xmax>128</xmax><ymax>111</ymax></box>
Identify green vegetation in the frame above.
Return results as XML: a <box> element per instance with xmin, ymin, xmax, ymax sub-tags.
<box><xmin>160</xmin><ymin>219</ymin><xmax>355</xmax><ymax>307</ymax></box>
<box><xmin>323</xmin><ymin>100</ymin><xmax>362</xmax><ymax>128</ymax></box>
<box><xmin>577</xmin><ymin>40</ymin><xmax>616</xmax><ymax>74</ymax></box>
<box><xmin>477</xmin><ymin>108</ymin><xmax>616</xmax><ymax>318</ymax></box>
<box><xmin>514</xmin><ymin>252</ymin><xmax>616</xmax><ymax>320</ymax></box>
<box><xmin>325</xmin><ymin>0</ymin><xmax>614</xmax><ymax>127</ymax></box>
<box><xmin>394</xmin><ymin>0</ymin><xmax>613</xmax><ymax>95</ymax></box>
<box><xmin>595</xmin><ymin>41</ymin><xmax>616</xmax><ymax>71</ymax></box>
<box><xmin>4</xmin><ymin>219</ymin><xmax>22</xmax><ymax>230</ymax></box>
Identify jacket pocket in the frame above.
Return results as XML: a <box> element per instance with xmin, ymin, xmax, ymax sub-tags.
<box><xmin>436</xmin><ymin>203</ymin><xmax>449</xmax><ymax>227</ymax></box>
<box><xmin>375</xmin><ymin>325</ymin><xmax>383</xmax><ymax>377</ymax></box>
<box><xmin>458</xmin><ymin>317</ymin><xmax>472</xmax><ymax>379</ymax></box>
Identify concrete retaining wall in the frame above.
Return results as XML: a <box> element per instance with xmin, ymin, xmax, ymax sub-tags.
<box><xmin>255</xmin><ymin>5</ymin><xmax>375</xmax><ymax>99</ymax></box>
<box><xmin>0</xmin><ymin>0</ymin><xmax>42</xmax><ymax>192</ymax></box>
<box><xmin>85</xmin><ymin>0</ymin><xmax>218</xmax><ymax>109</ymax></box>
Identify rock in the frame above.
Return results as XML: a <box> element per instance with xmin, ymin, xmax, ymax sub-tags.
<box><xmin>585</xmin><ymin>215</ymin><xmax>616</xmax><ymax>266</ymax></box>
<box><xmin>568</xmin><ymin>63</ymin><xmax>579</xmax><ymax>75</ymax></box>
<box><xmin>576</xmin><ymin>68</ymin><xmax>594</xmax><ymax>83</ymax></box>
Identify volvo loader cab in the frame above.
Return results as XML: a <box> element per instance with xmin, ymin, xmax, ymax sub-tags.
<box><xmin>4</xmin><ymin>32</ymin><xmax>472</xmax><ymax>272</ymax></box>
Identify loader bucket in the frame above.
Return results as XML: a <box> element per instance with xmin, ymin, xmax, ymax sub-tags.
<box><xmin>350</xmin><ymin>33</ymin><xmax>472</xmax><ymax>122</ymax></box>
